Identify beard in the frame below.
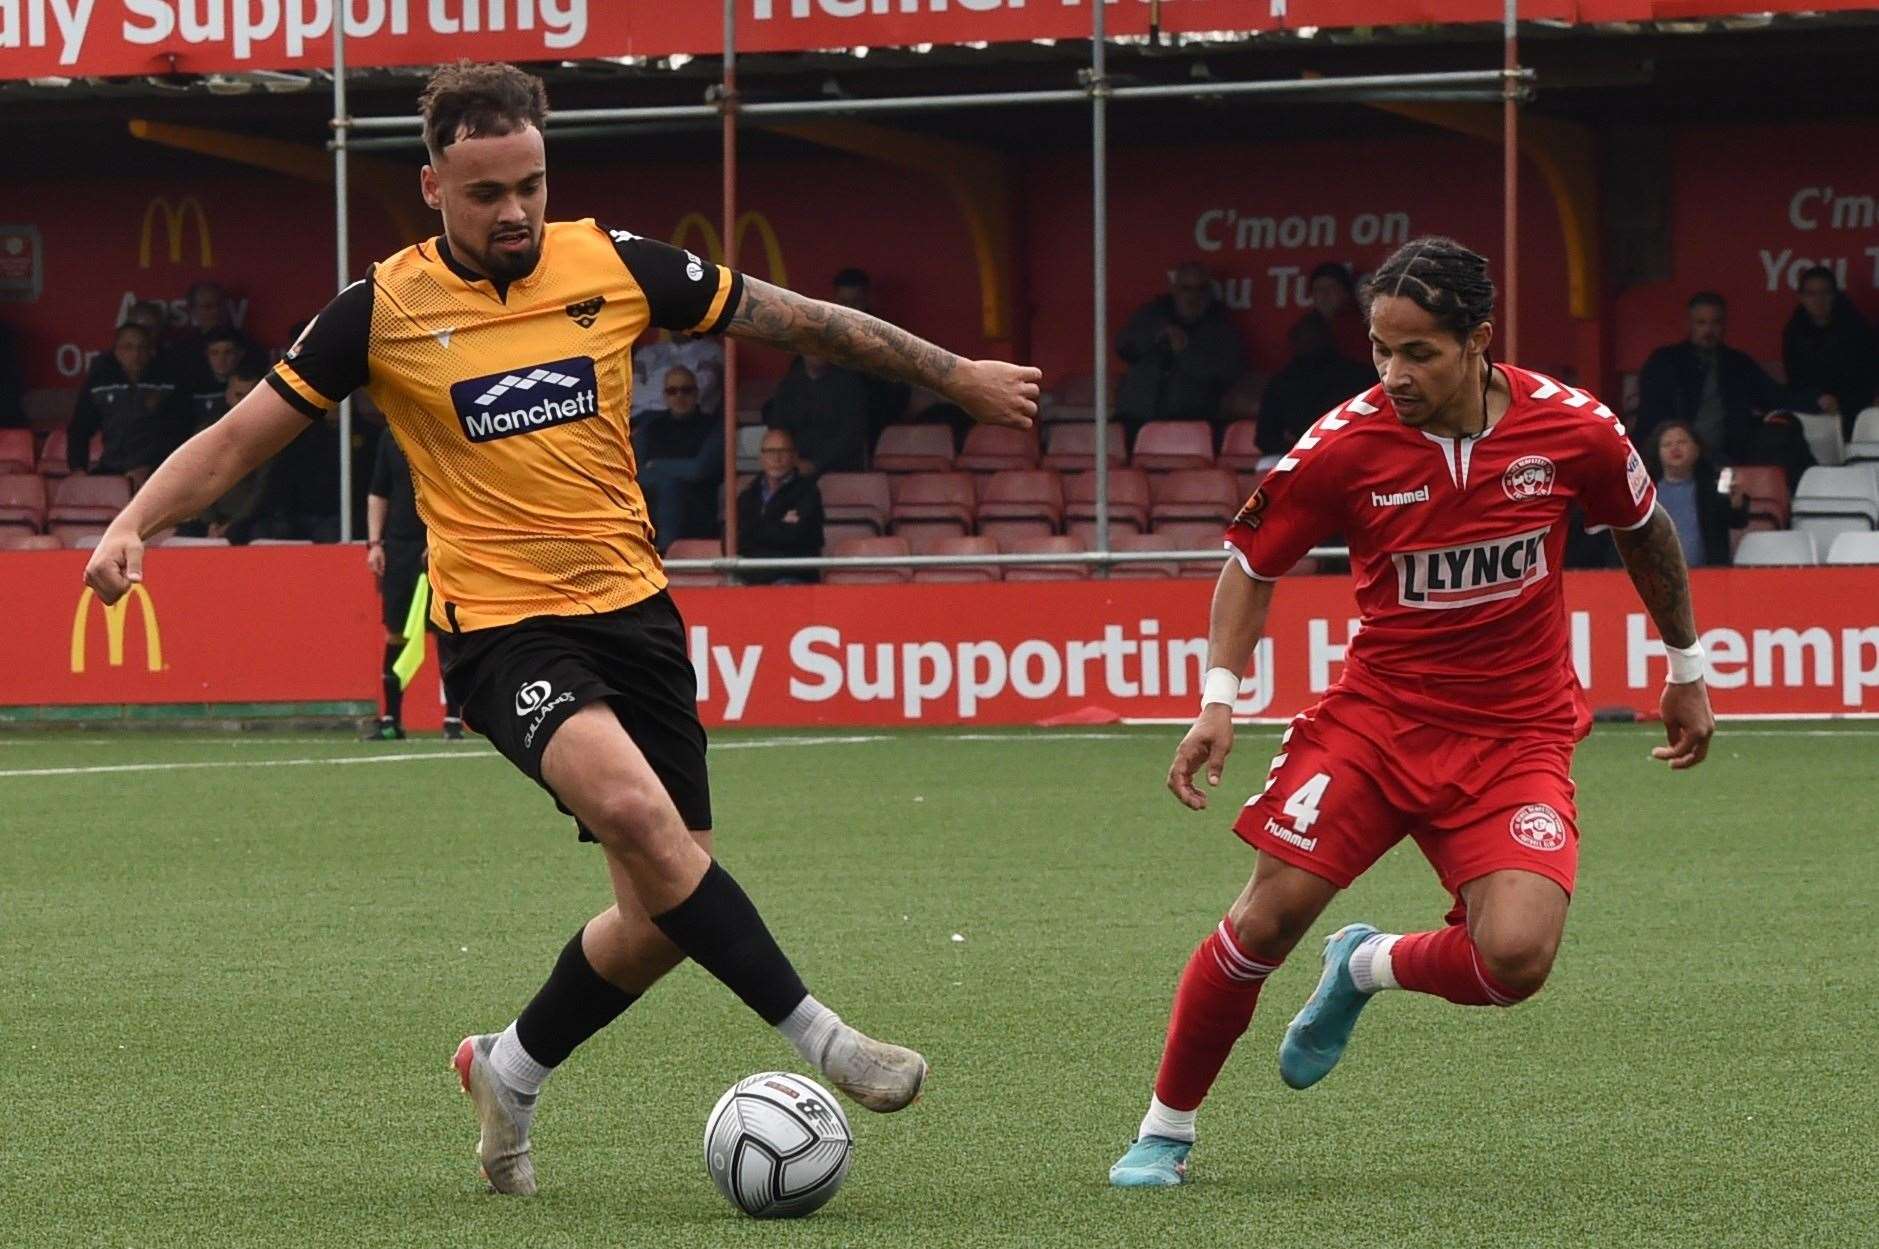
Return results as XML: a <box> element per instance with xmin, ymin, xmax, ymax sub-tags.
<box><xmin>481</xmin><ymin>232</ymin><xmax>541</xmax><ymax>283</ymax></box>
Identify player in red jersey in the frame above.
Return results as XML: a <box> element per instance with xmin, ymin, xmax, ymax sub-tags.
<box><xmin>1110</xmin><ymin>237</ymin><xmax>1716</xmax><ymax>1187</ymax></box>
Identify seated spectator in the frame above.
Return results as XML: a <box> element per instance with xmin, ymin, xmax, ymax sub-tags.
<box><xmin>184</xmin><ymin>328</ymin><xmax>253</xmax><ymax>433</ymax></box>
<box><xmin>236</xmin><ymin>408</ymin><xmax>374</xmax><ymax>544</ymax></box>
<box><xmin>162</xmin><ymin>281</ymin><xmax>256</xmax><ymax>401</ymax></box>
<box><xmin>632</xmin><ymin>329</ymin><xmax>723</xmax><ymax>418</ymax></box>
<box><xmin>1299</xmin><ymin>261</ymin><xmax>1370</xmax><ymax>364</ymax></box>
<box><xmin>763</xmin><ymin>353</ymin><xmax>869</xmax><ymax>475</ymax></box>
<box><xmin>0</xmin><ymin>319</ymin><xmax>23</xmax><ymax>428</ymax></box>
<box><xmin>632</xmin><ymin>365</ymin><xmax>725</xmax><ymax>554</ymax></box>
<box><xmin>830</xmin><ymin>267</ymin><xmax>912</xmax><ymax>438</ymax></box>
<box><xmin>1115</xmin><ymin>262</ymin><xmax>1246</xmax><ymax>442</ymax></box>
<box><xmin>736</xmin><ymin>427</ymin><xmax>824</xmax><ymax>585</ymax></box>
<box><xmin>1637</xmin><ymin>292</ymin><xmax>1812</xmax><ymax>478</ymax></box>
<box><xmin>1648</xmin><ymin>421</ymin><xmax>1748</xmax><ymax>568</ymax></box>
<box><xmin>68</xmin><ymin>322</ymin><xmax>189</xmax><ymax>486</ymax></box>
<box><xmin>1783</xmin><ymin>265</ymin><xmax>1877</xmax><ymax>432</ymax></box>
<box><xmin>1256</xmin><ymin>313</ymin><xmax>1375</xmax><ymax>453</ymax></box>
<box><xmin>175</xmin><ymin>364</ymin><xmax>269</xmax><ymax>540</ymax></box>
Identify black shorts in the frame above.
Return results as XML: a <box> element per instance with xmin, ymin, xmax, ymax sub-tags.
<box><xmin>380</xmin><ymin>539</ymin><xmax>427</xmax><ymax>634</ymax></box>
<box><xmin>437</xmin><ymin>590</ymin><xmax>711</xmax><ymax>838</ymax></box>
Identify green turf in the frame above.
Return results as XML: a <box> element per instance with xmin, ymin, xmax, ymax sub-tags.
<box><xmin>1</xmin><ymin>724</ymin><xmax>1874</xmax><ymax>1248</ymax></box>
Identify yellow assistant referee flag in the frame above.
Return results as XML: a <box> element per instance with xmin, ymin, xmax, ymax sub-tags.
<box><xmin>392</xmin><ymin>572</ymin><xmax>430</xmax><ymax>689</ymax></box>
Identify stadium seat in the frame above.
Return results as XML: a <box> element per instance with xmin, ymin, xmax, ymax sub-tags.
<box><xmin>1730</xmin><ymin>465</ymin><xmax>1791</xmax><ymax>529</ymax></box>
<box><xmin>22</xmin><ymin>387</ymin><xmax>74</xmax><ymax>430</ymax></box>
<box><xmin>1106</xmin><ymin>531</ymin><xmax>1184</xmax><ymax>579</ymax></box>
<box><xmin>734</xmin><ymin>424</ymin><xmax>766</xmax><ymax>474</ymax></box>
<box><xmin>1152</xmin><ymin>520</ymin><xmax>1231</xmax><ymax>577</ymax></box>
<box><xmin>48</xmin><ymin>473</ymin><xmax>131</xmax><ymax>524</ymax></box>
<box><xmin>976</xmin><ymin>470</ymin><xmax>1064</xmax><ymax>539</ymax></box>
<box><xmin>0</xmin><ymin>473</ymin><xmax>47</xmax><ymax>531</ymax></box>
<box><xmin>1796</xmin><ymin>412</ymin><xmax>1846</xmax><ymax>467</ymax></box>
<box><xmin>818</xmin><ymin>472</ymin><xmax>892</xmax><ymax>534</ymax></box>
<box><xmin>156</xmin><ymin>536</ymin><xmax>231</xmax><ymax>547</ymax></box>
<box><xmin>1788</xmin><ymin>465</ymin><xmax>1879</xmax><ymax>542</ymax></box>
<box><xmin>0</xmin><ymin>531</ymin><xmax>59</xmax><ymax>551</ymax></box>
<box><xmin>1131</xmin><ymin>421</ymin><xmax>1216</xmax><ymax>471</ymax></box>
<box><xmin>1734</xmin><ymin>530</ymin><xmax>1818</xmax><ymax>566</ymax></box>
<box><xmin>1040</xmin><ymin>403</ymin><xmax>1096</xmax><ymax>427</ymax></box>
<box><xmin>826</xmin><ymin>536</ymin><xmax>913</xmax><ymax>584</ymax></box>
<box><xmin>911</xmin><ymin>535</ymin><xmax>1001</xmax><ymax>583</ymax></box>
<box><xmin>889</xmin><ymin>472</ymin><xmax>976</xmax><ymax>539</ymax></box>
<box><xmin>1236</xmin><ymin>470</ymin><xmax>1266</xmax><ymax>502</ymax></box>
<box><xmin>1826</xmin><ymin>531</ymin><xmax>1879</xmax><ymax>564</ymax></box>
<box><xmin>51</xmin><ymin>523</ymin><xmax>110</xmax><ymax>547</ymax></box>
<box><xmin>1064</xmin><ymin>467</ymin><xmax>1150</xmax><ymax>534</ymax></box>
<box><xmin>36</xmin><ymin>429</ymin><xmax>102</xmax><ymax>479</ymax></box>
<box><xmin>1149</xmin><ymin>468</ymin><xmax>1241</xmax><ymax>527</ymax></box>
<box><xmin>955</xmin><ymin>425</ymin><xmax>1040</xmax><ymax>473</ymax></box>
<box><xmin>822</xmin><ymin>519</ymin><xmax>883</xmax><ymax>550</ymax></box>
<box><xmin>1844</xmin><ymin>407</ymin><xmax>1879</xmax><ymax>464</ymax></box>
<box><xmin>663</xmin><ymin>538</ymin><xmax>726</xmax><ymax>587</ymax></box>
<box><xmin>1217</xmin><ymin>420</ymin><xmax>1264</xmax><ymax>471</ymax></box>
<box><xmin>0</xmin><ymin>429</ymin><xmax>34</xmax><ymax>474</ymax></box>
<box><xmin>1042</xmin><ymin>421</ymin><xmax>1125</xmax><ymax>472</ymax></box>
<box><xmin>1004</xmin><ymin>534</ymin><xmax>1089</xmax><ymax>581</ymax></box>
<box><xmin>873</xmin><ymin>424</ymin><xmax>955</xmax><ymax>472</ymax></box>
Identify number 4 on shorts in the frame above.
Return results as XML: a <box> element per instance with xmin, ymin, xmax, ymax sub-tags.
<box><xmin>1282</xmin><ymin>772</ymin><xmax>1332</xmax><ymax>832</ymax></box>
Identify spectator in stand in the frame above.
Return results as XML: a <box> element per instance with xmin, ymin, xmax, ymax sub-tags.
<box><xmin>1256</xmin><ymin>312</ymin><xmax>1375</xmax><ymax>453</ymax></box>
<box><xmin>1115</xmin><ymin>261</ymin><xmax>1246</xmax><ymax>443</ymax></box>
<box><xmin>1637</xmin><ymin>292</ymin><xmax>1812</xmax><ymax>481</ymax></box>
<box><xmin>632</xmin><ymin>365</ymin><xmax>725</xmax><ymax>554</ymax></box>
<box><xmin>68</xmin><ymin>322</ymin><xmax>189</xmax><ymax>486</ymax></box>
<box><xmin>1783</xmin><ymin>266</ymin><xmax>1878</xmax><ymax>432</ymax></box>
<box><xmin>1648</xmin><ymin>421</ymin><xmax>1749</xmax><ymax>568</ymax></box>
<box><xmin>763</xmin><ymin>353</ymin><xmax>870</xmax><ymax>475</ymax></box>
<box><xmin>182</xmin><ymin>328</ymin><xmax>252</xmax><ymax>433</ymax></box>
<box><xmin>737</xmin><ymin>427</ymin><xmax>824</xmax><ymax>586</ymax></box>
<box><xmin>162</xmin><ymin>281</ymin><xmax>256</xmax><ymax>401</ymax></box>
<box><xmin>176</xmin><ymin>364</ymin><xmax>270</xmax><ymax>540</ymax></box>
<box><xmin>1299</xmin><ymin>261</ymin><xmax>1370</xmax><ymax>364</ymax></box>
<box><xmin>631</xmin><ymin>329</ymin><xmax>723</xmax><ymax>419</ymax></box>
<box><xmin>0</xmin><ymin>320</ymin><xmax>24</xmax><ymax>428</ymax></box>
<box><xmin>238</xmin><ymin>407</ymin><xmax>375</xmax><ymax>544</ymax></box>
<box><xmin>830</xmin><ymin>267</ymin><xmax>912</xmax><ymax>439</ymax></box>
<box><xmin>122</xmin><ymin>299</ymin><xmax>168</xmax><ymax>342</ymax></box>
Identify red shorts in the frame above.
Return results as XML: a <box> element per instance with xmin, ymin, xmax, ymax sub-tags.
<box><xmin>1235</xmin><ymin>690</ymin><xmax>1580</xmax><ymax>912</ymax></box>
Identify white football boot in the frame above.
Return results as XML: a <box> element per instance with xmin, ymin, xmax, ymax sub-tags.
<box><xmin>452</xmin><ymin>1034</ymin><xmax>539</xmax><ymax>1195</ymax></box>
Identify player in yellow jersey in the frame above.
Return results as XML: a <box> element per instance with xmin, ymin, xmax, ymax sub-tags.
<box><xmin>84</xmin><ymin>61</ymin><xmax>1040</xmax><ymax>1197</ymax></box>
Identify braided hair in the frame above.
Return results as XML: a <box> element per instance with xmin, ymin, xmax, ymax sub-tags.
<box><xmin>1360</xmin><ymin>236</ymin><xmax>1496</xmax><ymax>353</ymax></box>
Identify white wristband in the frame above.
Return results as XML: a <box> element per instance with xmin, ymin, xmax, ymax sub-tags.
<box><xmin>1201</xmin><ymin>667</ymin><xmax>1242</xmax><ymax>710</ymax></box>
<box><xmin>1665</xmin><ymin>641</ymin><xmax>1706</xmax><ymax>685</ymax></box>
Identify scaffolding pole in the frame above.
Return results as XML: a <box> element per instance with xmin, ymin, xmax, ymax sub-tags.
<box><xmin>1090</xmin><ymin>3</ymin><xmax>1110</xmax><ymax>564</ymax></box>
<box><xmin>331</xmin><ymin>14</ymin><xmax>352</xmax><ymax>543</ymax></box>
<box><xmin>1504</xmin><ymin>0</ymin><xmax>1520</xmax><ymax>362</ymax></box>
<box><xmin>720</xmin><ymin>0</ymin><xmax>740</xmax><ymax>563</ymax></box>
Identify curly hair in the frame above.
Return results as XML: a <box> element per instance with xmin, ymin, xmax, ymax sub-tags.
<box><xmin>419</xmin><ymin>60</ymin><xmax>549</xmax><ymax>158</ymax></box>
<box><xmin>1360</xmin><ymin>236</ymin><xmax>1496</xmax><ymax>342</ymax></box>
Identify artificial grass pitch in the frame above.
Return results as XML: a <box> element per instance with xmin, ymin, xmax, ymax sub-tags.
<box><xmin>1</xmin><ymin>724</ymin><xmax>1873</xmax><ymax>1248</ymax></box>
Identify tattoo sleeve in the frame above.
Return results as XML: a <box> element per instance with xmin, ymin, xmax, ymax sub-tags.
<box><xmin>1612</xmin><ymin>504</ymin><xmax>1699</xmax><ymax>648</ymax></box>
<box><xmin>726</xmin><ymin>276</ymin><xmax>961</xmax><ymax>392</ymax></box>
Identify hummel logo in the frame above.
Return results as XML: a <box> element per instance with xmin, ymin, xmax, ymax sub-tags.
<box><xmin>1371</xmin><ymin>485</ymin><xmax>1431</xmax><ymax>507</ymax></box>
<box><xmin>564</xmin><ymin>296</ymin><xmax>605</xmax><ymax>329</ymax></box>
<box><xmin>472</xmin><ymin>367</ymin><xmax>583</xmax><ymax>408</ymax></box>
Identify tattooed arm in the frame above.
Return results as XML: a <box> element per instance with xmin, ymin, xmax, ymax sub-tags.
<box><xmin>726</xmin><ymin>276</ymin><xmax>1039</xmax><ymax>429</ymax></box>
<box><xmin>1612</xmin><ymin>503</ymin><xmax>1715</xmax><ymax>768</ymax></box>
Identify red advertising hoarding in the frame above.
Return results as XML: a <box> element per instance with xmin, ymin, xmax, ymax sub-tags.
<box><xmin>5</xmin><ymin>549</ymin><xmax>1877</xmax><ymax>726</ymax></box>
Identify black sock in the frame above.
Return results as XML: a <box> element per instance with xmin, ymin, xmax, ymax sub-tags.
<box><xmin>652</xmin><ymin>861</ymin><xmax>809</xmax><ymax>1026</ymax></box>
<box><xmin>381</xmin><ymin>642</ymin><xmax>403</xmax><ymax>723</ymax></box>
<box><xmin>513</xmin><ymin>929</ymin><xmax>641</xmax><ymax>1069</ymax></box>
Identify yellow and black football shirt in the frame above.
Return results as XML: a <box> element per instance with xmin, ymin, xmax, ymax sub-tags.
<box><xmin>267</xmin><ymin>218</ymin><xmax>742</xmax><ymax>632</ymax></box>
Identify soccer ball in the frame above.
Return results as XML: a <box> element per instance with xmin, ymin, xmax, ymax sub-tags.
<box><xmin>703</xmin><ymin>1071</ymin><xmax>853</xmax><ymax>1218</ymax></box>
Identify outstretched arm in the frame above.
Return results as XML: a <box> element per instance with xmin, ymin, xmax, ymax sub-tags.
<box><xmin>1612</xmin><ymin>503</ymin><xmax>1715</xmax><ymax>768</ymax></box>
<box><xmin>1167</xmin><ymin>564</ymin><xmax>1277</xmax><ymax>811</ymax></box>
<box><xmin>726</xmin><ymin>276</ymin><xmax>1039</xmax><ymax>429</ymax></box>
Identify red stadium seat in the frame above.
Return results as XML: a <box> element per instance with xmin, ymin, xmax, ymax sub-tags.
<box><xmin>49</xmin><ymin>473</ymin><xmax>131</xmax><ymax>524</ymax></box>
<box><xmin>822</xmin><ymin>519</ymin><xmax>883</xmax><ymax>550</ymax></box>
<box><xmin>52</xmin><ymin>523</ymin><xmax>110</xmax><ymax>548</ymax></box>
<box><xmin>0</xmin><ymin>429</ymin><xmax>35</xmax><ymax>474</ymax></box>
<box><xmin>1064</xmin><ymin>467</ymin><xmax>1150</xmax><ymax>534</ymax></box>
<box><xmin>0</xmin><ymin>531</ymin><xmax>60</xmax><ymax>550</ymax></box>
<box><xmin>818</xmin><ymin>471</ymin><xmax>893</xmax><ymax>534</ymax></box>
<box><xmin>976</xmin><ymin>470</ymin><xmax>1063</xmax><ymax>539</ymax></box>
<box><xmin>1132</xmin><ymin>421</ymin><xmax>1216</xmax><ymax>470</ymax></box>
<box><xmin>955</xmin><ymin>425</ymin><xmax>1040</xmax><ymax>473</ymax></box>
<box><xmin>873</xmin><ymin>424</ymin><xmax>955</xmax><ymax>472</ymax></box>
<box><xmin>1217</xmin><ymin>420</ymin><xmax>1264</xmax><ymax>471</ymax></box>
<box><xmin>36</xmin><ymin>429</ymin><xmax>102</xmax><ymax>479</ymax></box>
<box><xmin>1152</xmin><ymin>520</ymin><xmax>1232</xmax><ymax>577</ymax></box>
<box><xmin>664</xmin><ymin>538</ymin><xmax>726</xmax><ymax>587</ymax></box>
<box><xmin>912</xmin><ymin>535</ymin><xmax>1001</xmax><ymax>583</ymax></box>
<box><xmin>1731</xmin><ymin>465</ymin><xmax>1791</xmax><ymax>530</ymax></box>
<box><xmin>1150</xmin><ymin>468</ymin><xmax>1241</xmax><ymax>527</ymax></box>
<box><xmin>1005</xmin><ymin>534</ymin><xmax>1089</xmax><ymax>581</ymax></box>
<box><xmin>826</xmin><ymin>536</ymin><xmax>913</xmax><ymax>584</ymax></box>
<box><xmin>0</xmin><ymin>473</ymin><xmax>48</xmax><ymax>532</ymax></box>
<box><xmin>1107</xmin><ymin>531</ymin><xmax>1184</xmax><ymax>579</ymax></box>
<box><xmin>890</xmin><ymin>472</ymin><xmax>976</xmax><ymax>539</ymax></box>
<box><xmin>1043</xmin><ymin>421</ymin><xmax>1126</xmax><ymax>472</ymax></box>
<box><xmin>1237</xmin><ymin>470</ymin><xmax>1266</xmax><ymax>502</ymax></box>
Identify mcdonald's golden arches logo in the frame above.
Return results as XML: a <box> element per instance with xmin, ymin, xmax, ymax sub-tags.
<box><xmin>670</xmin><ymin>211</ymin><xmax>786</xmax><ymax>288</ymax></box>
<box><xmin>71</xmin><ymin>585</ymin><xmax>164</xmax><ymax>674</ymax></box>
<box><xmin>139</xmin><ymin>196</ymin><xmax>214</xmax><ymax>269</ymax></box>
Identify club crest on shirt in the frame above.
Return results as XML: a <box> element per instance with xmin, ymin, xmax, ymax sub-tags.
<box><xmin>1234</xmin><ymin>488</ymin><xmax>1268</xmax><ymax>530</ymax></box>
<box><xmin>1509</xmin><ymin>803</ymin><xmax>1567</xmax><ymax>852</ymax></box>
<box><xmin>563</xmin><ymin>296</ymin><xmax>605</xmax><ymax>329</ymax></box>
<box><xmin>1502</xmin><ymin>454</ymin><xmax>1556</xmax><ymax>501</ymax></box>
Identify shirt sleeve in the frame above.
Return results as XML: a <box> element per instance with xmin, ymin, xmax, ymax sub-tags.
<box><xmin>1576</xmin><ymin>416</ymin><xmax>1658</xmax><ymax>534</ymax></box>
<box><xmin>602</xmin><ymin>224</ymin><xmax>743</xmax><ymax>336</ymax></box>
<box><xmin>266</xmin><ymin>275</ymin><xmax>374</xmax><ymax>420</ymax></box>
<box><xmin>1223</xmin><ymin>444</ymin><xmax>1343</xmax><ymax>580</ymax></box>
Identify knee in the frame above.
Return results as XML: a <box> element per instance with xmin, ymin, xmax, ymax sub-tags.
<box><xmin>1226</xmin><ymin>898</ymin><xmax>1317</xmax><ymax>961</ymax></box>
<box><xmin>580</xmin><ymin>784</ymin><xmax>674</xmax><ymax>852</ymax></box>
<box><xmin>1473</xmin><ymin>928</ymin><xmax>1560</xmax><ymax>1000</ymax></box>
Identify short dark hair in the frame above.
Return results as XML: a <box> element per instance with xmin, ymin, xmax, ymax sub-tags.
<box><xmin>1688</xmin><ymin>291</ymin><xmax>1726</xmax><ymax>313</ymax></box>
<box><xmin>113</xmin><ymin>322</ymin><xmax>154</xmax><ymax>347</ymax></box>
<box><xmin>1308</xmin><ymin>261</ymin><xmax>1355</xmax><ymax>295</ymax></box>
<box><xmin>1798</xmin><ymin>265</ymin><xmax>1838</xmax><ymax>292</ymax></box>
<box><xmin>419</xmin><ymin>60</ymin><xmax>549</xmax><ymax>159</ymax></box>
<box><xmin>832</xmin><ymin>267</ymin><xmax>871</xmax><ymax>291</ymax></box>
<box><xmin>204</xmin><ymin>327</ymin><xmax>244</xmax><ymax>348</ymax></box>
<box><xmin>1360</xmin><ymin>236</ymin><xmax>1495</xmax><ymax>341</ymax></box>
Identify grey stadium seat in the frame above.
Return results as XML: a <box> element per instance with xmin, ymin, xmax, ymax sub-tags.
<box><xmin>1733</xmin><ymin>530</ymin><xmax>1819</xmax><ymax>566</ymax></box>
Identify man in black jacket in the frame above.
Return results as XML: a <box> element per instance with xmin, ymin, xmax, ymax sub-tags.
<box><xmin>68</xmin><ymin>323</ymin><xmax>189</xmax><ymax>484</ymax></box>
<box><xmin>1115</xmin><ymin>262</ymin><xmax>1246</xmax><ymax>443</ymax></box>
<box><xmin>736</xmin><ymin>427</ymin><xmax>824</xmax><ymax>585</ymax></box>
<box><xmin>1783</xmin><ymin>266</ymin><xmax>1877</xmax><ymax>433</ymax></box>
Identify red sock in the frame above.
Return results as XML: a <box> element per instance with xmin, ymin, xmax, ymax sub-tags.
<box><xmin>1152</xmin><ymin>921</ymin><xmax>1284</xmax><ymax>1111</ymax></box>
<box><xmin>1390</xmin><ymin>923</ymin><xmax>1529</xmax><ymax>1007</ymax></box>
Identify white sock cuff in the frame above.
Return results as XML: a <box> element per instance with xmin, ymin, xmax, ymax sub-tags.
<box><xmin>1349</xmin><ymin>933</ymin><xmax>1402</xmax><ymax>994</ymax></box>
<box><xmin>777</xmin><ymin>995</ymin><xmax>841</xmax><ymax>1067</ymax></box>
<box><xmin>1138</xmin><ymin>1095</ymin><xmax>1198</xmax><ymax>1144</ymax></box>
<box><xmin>488</xmin><ymin>1021</ymin><xmax>552</xmax><ymax>1095</ymax></box>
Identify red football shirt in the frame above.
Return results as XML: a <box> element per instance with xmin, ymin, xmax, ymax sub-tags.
<box><xmin>1224</xmin><ymin>364</ymin><xmax>1656</xmax><ymax>739</ymax></box>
